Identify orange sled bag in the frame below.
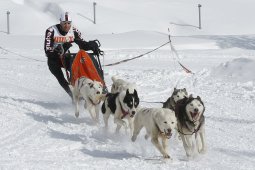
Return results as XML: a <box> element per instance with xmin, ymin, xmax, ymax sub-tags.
<box><xmin>71</xmin><ymin>50</ymin><xmax>105</xmax><ymax>86</ymax></box>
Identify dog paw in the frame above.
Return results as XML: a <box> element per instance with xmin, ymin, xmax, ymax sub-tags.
<box><xmin>131</xmin><ymin>136</ymin><xmax>136</xmax><ymax>142</ymax></box>
<box><xmin>163</xmin><ymin>154</ymin><xmax>170</xmax><ymax>159</ymax></box>
<box><xmin>75</xmin><ymin>112</ymin><xmax>79</xmax><ymax>118</ymax></box>
<box><xmin>198</xmin><ymin>148</ymin><xmax>207</xmax><ymax>154</ymax></box>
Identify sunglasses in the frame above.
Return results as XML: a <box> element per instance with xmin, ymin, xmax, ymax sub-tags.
<box><xmin>61</xmin><ymin>21</ymin><xmax>71</xmax><ymax>25</ymax></box>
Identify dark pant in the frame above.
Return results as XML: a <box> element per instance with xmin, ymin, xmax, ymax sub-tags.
<box><xmin>47</xmin><ymin>58</ymin><xmax>72</xmax><ymax>98</ymax></box>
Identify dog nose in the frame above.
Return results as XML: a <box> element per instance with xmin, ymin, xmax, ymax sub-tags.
<box><xmin>131</xmin><ymin>111</ymin><xmax>136</xmax><ymax>115</ymax></box>
<box><xmin>194</xmin><ymin>108</ymin><xmax>198</xmax><ymax>112</ymax></box>
<box><xmin>167</xmin><ymin>129</ymin><xmax>172</xmax><ymax>133</ymax></box>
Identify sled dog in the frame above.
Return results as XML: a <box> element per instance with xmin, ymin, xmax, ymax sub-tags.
<box><xmin>132</xmin><ymin>108</ymin><xmax>177</xmax><ymax>158</ymax></box>
<box><xmin>72</xmin><ymin>77</ymin><xmax>105</xmax><ymax>123</ymax></box>
<box><xmin>111</xmin><ymin>76</ymin><xmax>137</xmax><ymax>94</ymax></box>
<box><xmin>101</xmin><ymin>89</ymin><xmax>139</xmax><ymax>134</ymax></box>
<box><xmin>163</xmin><ymin>88</ymin><xmax>188</xmax><ymax>111</ymax></box>
<box><xmin>175</xmin><ymin>95</ymin><xmax>206</xmax><ymax>158</ymax></box>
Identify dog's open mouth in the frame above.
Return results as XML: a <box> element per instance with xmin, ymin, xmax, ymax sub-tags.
<box><xmin>163</xmin><ymin>129</ymin><xmax>172</xmax><ymax>139</ymax></box>
<box><xmin>190</xmin><ymin>111</ymin><xmax>199</xmax><ymax>120</ymax></box>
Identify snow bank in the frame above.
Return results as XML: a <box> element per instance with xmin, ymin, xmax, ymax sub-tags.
<box><xmin>211</xmin><ymin>58</ymin><xmax>255</xmax><ymax>82</ymax></box>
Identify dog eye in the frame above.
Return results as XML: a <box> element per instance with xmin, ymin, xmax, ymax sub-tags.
<box><xmin>164</xmin><ymin>121</ymin><xmax>167</xmax><ymax>124</ymax></box>
<box><xmin>198</xmin><ymin>104</ymin><xmax>201</xmax><ymax>106</ymax></box>
<box><xmin>171</xmin><ymin>122</ymin><xmax>174</xmax><ymax>124</ymax></box>
<box><xmin>190</xmin><ymin>104</ymin><xmax>193</xmax><ymax>106</ymax></box>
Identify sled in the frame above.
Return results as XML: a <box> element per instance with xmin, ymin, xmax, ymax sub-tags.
<box><xmin>63</xmin><ymin>50</ymin><xmax>105</xmax><ymax>86</ymax></box>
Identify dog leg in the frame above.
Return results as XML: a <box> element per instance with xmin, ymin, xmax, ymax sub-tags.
<box><xmin>115</xmin><ymin>124</ymin><xmax>122</xmax><ymax>133</ymax></box>
<box><xmin>73</xmin><ymin>92</ymin><xmax>79</xmax><ymax>118</ymax></box>
<box><xmin>95</xmin><ymin>104</ymin><xmax>100</xmax><ymax>123</ymax></box>
<box><xmin>198</xmin><ymin>128</ymin><xmax>206</xmax><ymax>154</ymax></box>
<box><xmin>114</xmin><ymin>118</ymin><xmax>127</xmax><ymax>132</ymax></box>
<box><xmin>128</xmin><ymin>118</ymin><xmax>134</xmax><ymax>136</ymax></box>
<box><xmin>162</xmin><ymin>137</ymin><xmax>171</xmax><ymax>159</ymax></box>
<box><xmin>131</xmin><ymin>120</ymin><xmax>143</xmax><ymax>142</ymax></box>
<box><xmin>151</xmin><ymin>137</ymin><xmax>170</xmax><ymax>159</ymax></box>
<box><xmin>87</xmin><ymin>104</ymin><xmax>98</xmax><ymax>123</ymax></box>
<box><xmin>180</xmin><ymin>134</ymin><xmax>192</xmax><ymax>157</ymax></box>
<box><xmin>184</xmin><ymin>135</ymin><xmax>194</xmax><ymax>157</ymax></box>
<box><xmin>162</xmin><ymin>137</ymin><xmax>168</xmax><ymax>153</ymax></box>
<box><xmin>103</xmin><ymin>112</ymin><xmax>110</xmax><ymax>129</ymax></box>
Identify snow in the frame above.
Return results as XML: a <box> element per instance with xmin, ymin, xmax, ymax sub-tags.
<box><xmin>0</xmin><ymin>0</ymin><xmax>255</xmax><ymax>169</ymax></box>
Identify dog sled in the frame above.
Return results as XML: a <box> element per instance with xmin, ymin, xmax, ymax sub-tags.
<box><xmin>59</xmin><ymin>41</ymin><xmax>106</xmax><ymax>88</ymax></box>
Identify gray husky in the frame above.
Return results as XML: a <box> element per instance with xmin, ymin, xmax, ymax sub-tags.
<box><xmin>163</xmin><ymin>88</ymin><xmax>188</xmax><ymax>111</ymax></box>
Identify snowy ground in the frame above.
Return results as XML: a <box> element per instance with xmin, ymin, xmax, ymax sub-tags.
<box><xmin>0</xmin><ymin>34</ymin><xmax>255</xmax><ymax>169</ymax></box>
<box><xmin>1</xmin><ymin>0</ymin><xmax>255</xmax><ymax>169</ymax></box>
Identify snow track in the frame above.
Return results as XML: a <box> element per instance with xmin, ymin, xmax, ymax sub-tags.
<box><xmin>1</xmin><ymin>45</ymin><xmax>255</xmax><ymax>169</ymax></box>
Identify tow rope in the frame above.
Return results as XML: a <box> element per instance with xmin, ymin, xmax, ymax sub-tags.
<box><xmin>168</xmin><ymin>28</ymin><xmax>194</xmax><ymax>74</ymax></box>
<box><xmin>0</xmin><ymin>46</ymin><xmax>45</xmax><ymax>62</ymax></box>
<box><xmin>103</xmin><ymin>41</ymin><xmax>170</xmax><ymax>67</ymax></box>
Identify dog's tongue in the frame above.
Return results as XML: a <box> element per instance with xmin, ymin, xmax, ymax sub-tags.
<box><xmin>191</xmin><ymin>112</ymin><xmax>198</xmax><ymax>118</ymax></box>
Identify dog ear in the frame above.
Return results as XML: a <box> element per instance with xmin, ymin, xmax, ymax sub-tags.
<box><xmin>134</xmin><ymin>89</ymin><xmax>138</xmax><ymax>96</ymax></box>
<box><xmin>126</xmin><ymin>89</ymin><xmax>130</xmax><ymax>95</ymax></box>
<box><xmin>88</xmin><ymin>82</ymin><xmax>94</xmax><ymax>88</ymax></box>
<box><xmin>197</xmin><ymin>96</ymin><xmax>201</xmax><ymax>100</ymax></box>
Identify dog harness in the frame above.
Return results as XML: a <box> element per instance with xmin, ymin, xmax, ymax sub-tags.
<box><xmin>119</xmin><ymin>101</ymin><xmax>129</xmax><ymax>119</ymax></box>
<box><xmin>178</xmin><ymin>115</ymin><xmax>205</xmax><ymax>136</ymax></box>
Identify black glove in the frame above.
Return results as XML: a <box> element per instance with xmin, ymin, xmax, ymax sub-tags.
<box><xmin>88</xmin><ymin>40</ymin><xmax>104</xmax><ymax>56</ymax></box>
<box><xmin>88</xmin><ymin>40</ymin><xmax>100</xmax><ymax>54</ymax></box>
<box><xmin>54</xmin><ymin>44</ymin><xmax>64</xmax><ymax>56</ymax></box>
<box><xmin>76</xmin><ymin>39</ymin><xmax>103</xmax><ymax>55</ymax></box>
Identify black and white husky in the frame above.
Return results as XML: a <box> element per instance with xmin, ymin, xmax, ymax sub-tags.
<box><xmin>101</xmin><ymin>89</ymin><xmax>139</xmax><ymax>134</ymax></box>
<box><xmin>175</xmin><ymin>95</ymin><xmax>206</xmax><ymax>158</ymax></box>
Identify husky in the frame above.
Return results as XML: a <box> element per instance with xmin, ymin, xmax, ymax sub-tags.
<box><xmin>163</xmin><ymin>88</ymin><xmax>188</xmax><ymax>111</ymax></box>
<box><xmin>72</xmin><ymin>77</ymin><xmax>105</xmax><ymax>123</ymax></box>
<box><xmin>111</xmin><ymin>76</ymin><xmax>137</xmax><ymax>94</ymax></box>
<box><xmin>101</xmin><ymin>89</ymin><xmax>139</xmax><ymax>134</ymax></box>
<box><xmin>132</xmin><ymin>108</ymin><xmax>177</xmax><ymax>159</ymax></box>
<box><xmin>175</xmin><ymin>95</ymin><xmax>206</xmax><ymax>158</ymax></box>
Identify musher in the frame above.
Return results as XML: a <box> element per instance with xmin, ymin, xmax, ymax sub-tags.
<box><xmin>44</xmin><ymin>12</ymin><xmax>101</xmax><ymax>99</ymax></box>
